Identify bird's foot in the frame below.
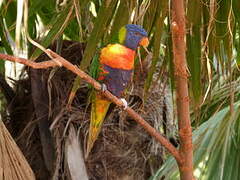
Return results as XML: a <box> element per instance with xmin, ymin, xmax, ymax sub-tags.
<box><xmin>120</xmin><ymin>98</ymin><xmax>128</xmax><ymax>110</ymax></box>
<box><xmin>101</xmin><ymin>83</ymin><xmax>107</xmax><ymax>92</ymax></box>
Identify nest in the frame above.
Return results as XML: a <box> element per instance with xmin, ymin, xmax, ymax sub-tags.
<box><xmin>1</xmin><ymin>40</ymin><xmax>176</xmax><ymax>179</ymax></box>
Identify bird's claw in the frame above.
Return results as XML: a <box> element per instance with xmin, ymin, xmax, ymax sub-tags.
<box><xmin>101</xmin><ymin>83</ymin><xmax>107</xmax><ymax>92</ymax></box>
<box><xmin>120</xmin><ymin>98</ymin><xmax>128</xmax><ymax>110</ymax></box>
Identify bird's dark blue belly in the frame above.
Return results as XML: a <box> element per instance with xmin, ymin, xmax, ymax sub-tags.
<box><xmin>102</xmin><ymin>64</ymin><xmax>133</xmax><ymax>97</ymax></box>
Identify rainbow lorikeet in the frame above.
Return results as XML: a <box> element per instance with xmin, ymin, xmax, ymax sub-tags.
<box><xmin>86</xmin><ymin>24</ymin><xmax>149</xmax><ymax>157</ymax></box>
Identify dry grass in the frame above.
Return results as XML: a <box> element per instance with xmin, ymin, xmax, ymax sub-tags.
<box><xmin>0</xmin><ymin>120</ymin><xmax>35</xmax><ymax>180</ymax></box>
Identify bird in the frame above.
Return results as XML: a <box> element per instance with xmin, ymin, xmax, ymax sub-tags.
<box><xmin>86</xmin><ymin>24</ymin><xmax>149</xmax><ymax>158</ymax></box>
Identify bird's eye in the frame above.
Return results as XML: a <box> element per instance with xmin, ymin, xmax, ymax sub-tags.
<box><xmin>134</xmin><ymin>32</ymin><xmax>141</xmax><ymax>36</ymax></box>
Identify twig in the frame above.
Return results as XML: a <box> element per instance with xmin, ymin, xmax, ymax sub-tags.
<box><xmin>0</xmin><ymin>51</ymin><xmax>182</xmax><ymax>163</ymax></box>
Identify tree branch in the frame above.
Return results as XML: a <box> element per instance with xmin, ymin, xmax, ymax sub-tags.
<box><xmin>0</xmin><ymin>50</ymin><xmax>182</xmax><ymax>163</ymax></box>
<box><xmin>171</xmin><ymin>0</ymin><xmax>194</xmax><ymax>179</ymax></box>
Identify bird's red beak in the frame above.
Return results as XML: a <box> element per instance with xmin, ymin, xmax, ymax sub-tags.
<box><xmin>139</xmin><ymin>37</ymin><xmax>149</xmax><ymax>47</ymax></box>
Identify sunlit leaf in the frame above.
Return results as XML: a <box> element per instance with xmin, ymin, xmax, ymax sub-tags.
<box><xmin>153</xmin><ymin>101</ymin><xmax>240</xmax><ymax>180</ymax></box>
<box><xmin>30</xmin><ymin>3</ymin><xmax>74</xmax><ymax>59</ymax></box>
<box><xmin>186</xmin><ymin>0</ymin><xmax>202</xmax><ymax>106</ymax></box>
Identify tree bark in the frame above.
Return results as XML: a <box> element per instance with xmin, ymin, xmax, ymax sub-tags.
<box><xmin>171</xmin><ymin>0</ymin><xmax>194</xmax><ymax>179</ymax></box>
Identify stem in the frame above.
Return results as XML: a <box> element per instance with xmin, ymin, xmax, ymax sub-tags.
<box><xmin>171</xmin><ymin>0</ymin><xmax>194</xmax><ymax>179</ymax></box>
<box><xmin>0</xmin><ymin>51</ymin><xmax>182</xmax><ymax>163</ymax></box>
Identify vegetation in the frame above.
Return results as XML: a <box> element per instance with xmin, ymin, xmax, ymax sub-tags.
<box><xmin>0</xmin><ymin>0</ymin><xmax>240</xmax><ymax>179</ymax></box>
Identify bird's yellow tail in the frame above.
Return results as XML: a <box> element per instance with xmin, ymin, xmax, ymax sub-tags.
<box><xmin>86</xmin><ymin>92</ymin><xmax>111</xmax><ymax>158</ymax></box>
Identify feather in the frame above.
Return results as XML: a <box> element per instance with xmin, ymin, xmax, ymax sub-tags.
<box><xmin>86</xmin><ymin>24</ymin><xmax>148</xmax><ymax>157</ymax></box>
<box><xmin>86</xmin><ymin>92</ymin><xmax>111</xmax><ymax>158</ymax></box>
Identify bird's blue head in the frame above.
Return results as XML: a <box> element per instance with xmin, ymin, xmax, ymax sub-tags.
<box><xmin>118</xmin><ymin>24</ymin><xmax>149</xmax><ymax>50</ymax></box>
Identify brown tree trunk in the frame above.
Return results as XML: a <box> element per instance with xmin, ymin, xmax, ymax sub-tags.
<box><xmin>171</xmin><ymin>0</ymin><xmax>194</xmax><ymax>179</ymax></box>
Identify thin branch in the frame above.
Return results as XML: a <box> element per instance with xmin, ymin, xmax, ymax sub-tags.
<box><xmin>0</xmin><ymin>51</ymin><xmax>182</xmax><ymax>163</ymax></box>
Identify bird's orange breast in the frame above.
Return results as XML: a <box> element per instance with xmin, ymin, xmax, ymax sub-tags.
<box><xmin>100</xmin><ymin>44</ymin><xmax>135</xmax><ymax>70</ymax></box>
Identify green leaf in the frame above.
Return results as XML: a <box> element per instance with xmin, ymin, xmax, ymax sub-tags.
<box><xmin>80</xmin><ymin>0</ymin><xmax>118</xmax><ymax>70</ymax></box>
<box><xmin>143</xmin><ymin>0</ymin><xmax>159</xmax><ymax>33</ymax></box>
<box><xmin>153</xmin><ymin>101</ymin><xmax>240</xmax><ymax>180</ymax></box>
<box><xmin>89</xmin><ymin>53</ymin><xmax>100</xmax><ymax>80</ymax></box>
<box><xmin>69</xmin><ymin>0</ymin><xmax>119</xmax><ymax>102</ymax></box>
<box><xmin>186</xmin><ymin>0</ymin><xmax>202</xmax><ymax>106</ymax></box>
<box><xmin>0</xmin><ymin>18</ymin><xmax>13</xmax><ymax>55</ymax></box>
<box><xmin>30</xmin><ymin>3</ymin><xmax>73</xmax><ymax>59</ymax></box>
<box><xmin>64</xmin><ymin>19</ymin><xmax>80</xmax><ymax>41</ymax></box>
<box><xmin>143</xmin><ymin>0</ymin><xmax>167</xmax><ymax>97</ymax></box>
<box><xmin>106</xmin><ymin>0</ymin><xmax>132</xmax><ymax>44</ymax></box>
